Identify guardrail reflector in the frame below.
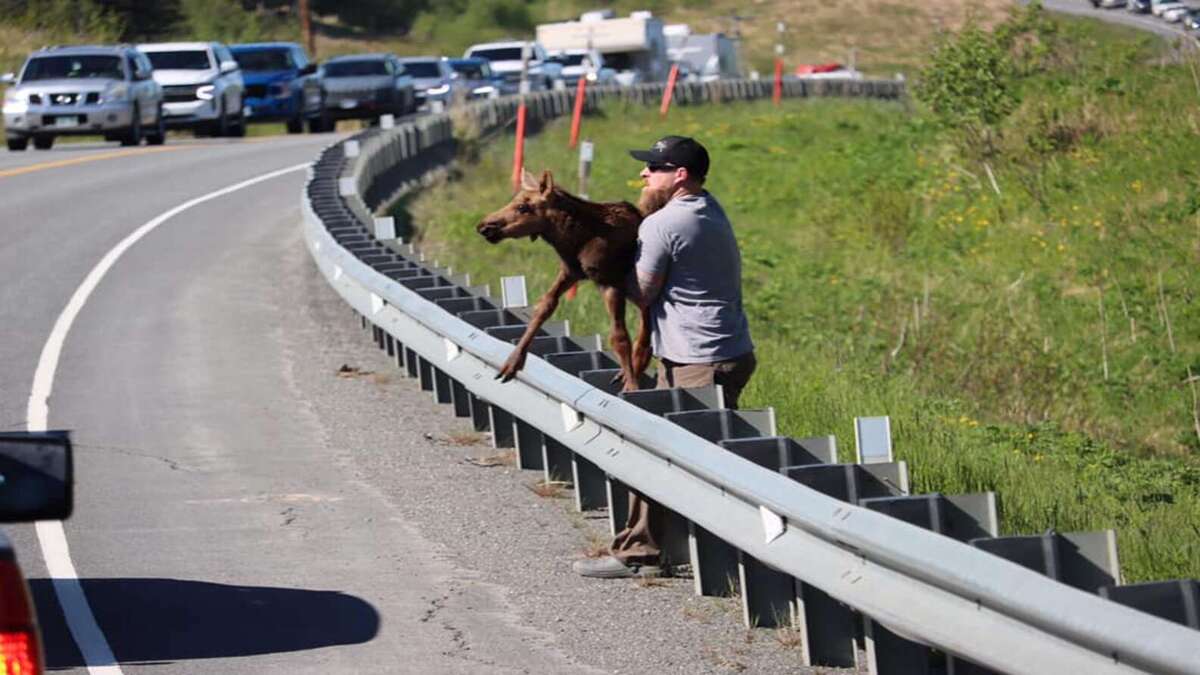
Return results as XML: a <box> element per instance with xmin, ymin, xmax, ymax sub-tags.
<box><xmin>500</xmin><ymin>276</ymin><xmax>528</xmax><ymax>308</ymax></box>
<box><xmin>561</xmin><ymin>403</ymin><xmax>583</xmax><ymax>432</ymax></box>
<box><xmin>345</xmin><ymin>140</ymin><xmax>360</xmax><ymax>157</ymax></box>
<box><xmin>338</xmin><ymin>177</ymin><xmax>357</xmax><ymax>196</ymax></box>
<box><xmin>370</xmin><ymin>293</ymin><xmax>384</xmax><ymax>315</ymax></box>
<box><xmin>445</xmin><ymin>338</ymin><xmax>461</xmax><ymax>361</ymax></box>
<box><xmin>374</xmin><ymin>216</ymin><xmax>396</xmax><ymax>241</ymax></box>
<box><xmin>381</xmin><ymin>114</ymin><xmax>395</xmax><ymax>129</ymax></box>
<box><xmin>760</xmin><ymin>506</ymin><xmax>786</xmax><ymax>544</ymax></box>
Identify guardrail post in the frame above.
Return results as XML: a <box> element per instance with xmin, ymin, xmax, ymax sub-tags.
<box><xmin>948</xmin><ymin>530</ymin><xmax>1121</xmax><ymax>675</ymax></box>
<box><xmin>1099</xmin><ymin>579</ymin><xmax>1200</xmax><ymax>629</ymax></box>
<box><xmin>716</xmin><ymin>436</ymin><xmax>841</xmax><ymax>631</ymax></box>
<box><xmin>858</xmin><ymin>492</ymin><xmax>998</xmax><ymax>675</ymax></box>
<box><xmin>544</xmin><ymin>351</ymin><xmax>619</xmax><ymax>503</ymax></box>
<box><xmin>665</xmin><ymin>409</ymin><xmax>776</xmax><ymax>596</ymax></box>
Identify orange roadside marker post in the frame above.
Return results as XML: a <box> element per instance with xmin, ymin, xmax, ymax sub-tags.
<box><xmin>569</xmin><ymin>77</ymin><xmax>587</xmax><ymax>149</ymax></box>
<box><xmin>511</xmin><ymin>101</ymin><xmax>527</xmax><ymax>192</ymax></box>
<box><xmin>660</xmin><ymin>63</ymin><xmax>679</xmax><ymax>118</ymax></box>
<box><xmin>773</xmin><ymin>58</ymin><xmax>784</xmax><ymax>106</ymax></box>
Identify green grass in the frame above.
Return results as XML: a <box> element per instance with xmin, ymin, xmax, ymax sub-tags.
<box><xmin>398</xmin><ymin>13</ymin><xmax>1200</xmax><ymax>583</ymax></box>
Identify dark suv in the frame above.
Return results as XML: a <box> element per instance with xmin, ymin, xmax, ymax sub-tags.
<box><xmin>313</xmin><ymin>54</ymin><xmax>416</xmax><ymax>131</ymax></box>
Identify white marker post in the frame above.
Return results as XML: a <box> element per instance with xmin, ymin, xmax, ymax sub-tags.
<box><xmin>578</xmin><ymin>140</ymin><xmax>594</xmax><ymax>200</ymax></box>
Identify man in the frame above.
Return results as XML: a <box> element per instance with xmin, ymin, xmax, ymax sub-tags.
<box><xmin>573</xmin><ymin>135</ymin><xmax>756</xmax><ymax>579</ymax></box>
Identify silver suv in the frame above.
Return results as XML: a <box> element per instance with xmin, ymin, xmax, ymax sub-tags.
<box><xmin>139</xmin><ymin>41</ymin><xmax>245</xmax><ymax>137</ymax></box>
<box><xmin>2</xmin><ymin>45</ymin><xmax>165</xmax><ymax>151</ymax></box>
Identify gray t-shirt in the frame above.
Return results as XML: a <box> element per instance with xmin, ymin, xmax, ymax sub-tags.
<box><xmin>635</xmin><ymin>192</ymin><xmax>754</xmax><ymax>363</ymax></box>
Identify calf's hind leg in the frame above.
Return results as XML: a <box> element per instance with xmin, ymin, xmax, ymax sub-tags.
<box><xmin>602</xmin><ymin>286</ymin><xmax>639</xmax><ymax>392</ymax></box>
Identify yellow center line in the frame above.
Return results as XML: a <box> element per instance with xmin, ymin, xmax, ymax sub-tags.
<box><xmin>0</xmin><ymin>144</ymin><xmax>194</xmax><ymax>180</ymax></box>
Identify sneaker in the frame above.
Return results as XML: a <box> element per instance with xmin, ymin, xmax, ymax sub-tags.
<box><xmin>573</xmin><ymin>555</ymin><xmax>663</xmax><ymax>579</ymax></box>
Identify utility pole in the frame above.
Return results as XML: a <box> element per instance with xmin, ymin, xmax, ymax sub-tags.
<box><xmin>299</xmin><ymin>0</ymin><xmax>315</xmax><ymax>57</ymax></box>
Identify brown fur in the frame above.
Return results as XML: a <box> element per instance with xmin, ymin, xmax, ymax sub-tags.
<box><xmin>477</xmin><ymin>169</ymin><xmax>652</xmax><ymax>389</ymax></box>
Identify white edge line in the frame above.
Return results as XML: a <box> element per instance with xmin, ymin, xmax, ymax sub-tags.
<box><xmin>26</xmin><ymin>161</ymin><xmax>309</xmax><ymax>674</ymax></box>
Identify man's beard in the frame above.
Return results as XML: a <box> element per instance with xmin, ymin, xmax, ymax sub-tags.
<box><xmin>637</xmin><ymin>185</ymin><xmax>673</xmax><ymax>216</ymax></box>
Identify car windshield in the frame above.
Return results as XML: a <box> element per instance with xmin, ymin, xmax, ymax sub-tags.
<box><xmin>144</xmin><ymin>50</ymin><xmax>212</xmax><ymax>70</ymax></box>
<box><xmin>232</xmin><ymin>49</ymin><xmax>294</xmax><ymax>72</ymax></box>
<box><xmin>470</xmin><ymin>47</ymin><xmax>523</xmax><ymax>62</ymax></box>
<box><xmin>324</xmin><ymin>60</ymin><xmax>388</xmax><ymax>77</ymax></box>
<box><xmin>450</xmin><ymin>62</ymin><xmax>491</xmax><ymax>79</ymax></box>
<box><xmin>22</xmin><ymin>55</ymin><xmax>123</xmax><ymax>81</ymax></box>
<box><xmin>559</xmin><ymin>54</ymin><xmax>588</xmax><ymax>66</ymax></box>
<box><xmin>403</xmin><ymin>62</ymin><xmax>441</xmax><ymax>78</ymax></box>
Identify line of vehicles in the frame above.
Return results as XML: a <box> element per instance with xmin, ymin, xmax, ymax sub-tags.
<box><xmin>1</xmin><ymin>10</ymin><xmax>747</xmax><ymax>152</ymax></box>
<box><xmin>1090</xmin><ymin>0</ymin><xmax>1200</xmax><ymax>29</ymax></box>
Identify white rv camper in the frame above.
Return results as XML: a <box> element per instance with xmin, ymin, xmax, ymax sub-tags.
<box><xmin>536</xmin><ymin>11</ymin><xmax>669</xmax><ymax>85</ymax></box>
<box><xmin>665</xmin><ymin>25</ymin><xmax>740</xmax><ymax>82</ymax></box>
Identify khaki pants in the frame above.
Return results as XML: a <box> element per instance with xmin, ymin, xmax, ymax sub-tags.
<box><xmin>610</xmin><ymin>351</ymin><xmax>757</xmax><ymax>565</ymax></box>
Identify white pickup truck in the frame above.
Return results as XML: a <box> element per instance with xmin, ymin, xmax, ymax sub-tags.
<box><xmin>463</xmin><ymin>40</ymin><xmax>563</xmax><ymax>94</ymax></box>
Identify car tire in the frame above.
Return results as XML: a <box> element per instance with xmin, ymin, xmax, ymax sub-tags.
<box><xmin>7</xmin><ymin>136</ymin><xmax>29</xmax><ymax>151</ymax></box>
<box><xmin>228</xmin><ymin>105</ymin><xmax>246</xmax><ymax>138</ymax></box>
<box><xmin>120</xmin><ymin>106</ymin><xmax>143</xmax><ymax>146</ymax></box>
<box><xmin>308</xmin><ymin>111</ymin><xmax>332</xmax><ymax>133</ymax></box>
<box><xmin>212</xmin><ymin>101</ymin><xmax>230</xmax><ymax>138</ymax></box>
<box><xmin>145</xmin><ymin>105</ymin><xmax>166</xmax><ymax>146</ymax></box>
<box><xmin>33</xmin><ymin>135</ymin><xmax>54</xmax><ymax>150</ymax></box>
<box><xmin>286</xmin><ymin>116</ymin><xmax>304</xmax><ymax>134</ymax></box>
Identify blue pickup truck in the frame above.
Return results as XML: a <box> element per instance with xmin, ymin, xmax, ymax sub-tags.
<box><xmin>228</xmin><ymin>42</ymin><xmax>323</xmax><ymax>134</ymax></box>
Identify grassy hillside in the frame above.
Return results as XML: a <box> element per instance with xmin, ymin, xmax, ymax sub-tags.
<box><xmin>397</xmin><ymin>12</ymin><xmax>1200</xmax><ymax>583</ymax></box>
<box><xmin>317</xmin><ymin>0</ymin><xmax>1014</xmax><ymax>76</ymax></box>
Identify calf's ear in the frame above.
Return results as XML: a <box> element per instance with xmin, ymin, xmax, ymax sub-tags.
<box><xmin>540</xmin><ymin>170</ymin><xmax>554</xmax><ymax>196</ymax></box>
<box><xmin>520</xmin><ymin>168</ymin><xmax>539</xmax><ymax>192</ymax></box>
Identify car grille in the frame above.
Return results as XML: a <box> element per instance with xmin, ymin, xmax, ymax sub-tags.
<box><xmin>245</xmin><ymin>84</ymin><xmax>269</xmax><ymax>99</ymax></box>
<box><xmin>41</xmin><ymin>92</ymin><xmax>94</xmax><ymax>106</ymax></box>
<box><xmin>162</xmin><ymin>85</ymin><xmax>199</xmax><ymax>103</ymax></box>
<box><xmin>326</xmin><ymin>88</ymin><xmax>386</xmax><ymax>104</ymax></box>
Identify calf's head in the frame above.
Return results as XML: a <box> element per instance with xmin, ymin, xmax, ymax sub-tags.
<box><xmin>477</xmin><ymin>169</ymin><xmax>557</xmax><ymax>244</ymax></box>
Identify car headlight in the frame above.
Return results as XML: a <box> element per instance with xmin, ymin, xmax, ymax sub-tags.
<box><xmin>425</xmin><ymin>84</ymin><xmax>450</xmax><ymax>96</ymax></box>
<box><xmin>471</xmin><ymin>85</ymin><xmax>495</xmax><ymax>96</ymax></box>
<box><xmin>101</xmin><ymin>83</ymin><xmax>128</xmax><ymax>103</ymax></box>
<box><xmin>586</xmin><ymin>71</ymin><xmax>598</xmax><ymax>82</ymax></box>
<box><xmin>196</xmin><ymin>85</ymin><xmax>216</xmax><ymax>100</ymax></box>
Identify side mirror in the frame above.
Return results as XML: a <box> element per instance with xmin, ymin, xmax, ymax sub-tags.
<box><xmin>0</xmin><ymin>73</ymin><xmax>15</xmax><ymax>86</ymax></box>
<box><xmin>299</xmin><ymin>63</ymin><xmax>317</xmax><ymax>76</ymax></box>
<box><xmin>220</xmin><ymin>60</ymin><xmax>239</xmax><ymax>74</ymax></box>
<box><xmin>0</xmin><ymin>431</ymin><xmax>73</xmax><ymax>523</ymax></box>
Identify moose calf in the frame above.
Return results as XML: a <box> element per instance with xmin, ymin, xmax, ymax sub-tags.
<box><xmin>476</xmin><ymin>169</ymin><xmax>651</xmax><ymax>391</ymax></box>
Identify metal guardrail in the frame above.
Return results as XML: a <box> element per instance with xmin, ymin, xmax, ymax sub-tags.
<box><xmin>300</xmin><ymin>79</ymin><xmax>1200</xmax><ymax>674</ymax></box>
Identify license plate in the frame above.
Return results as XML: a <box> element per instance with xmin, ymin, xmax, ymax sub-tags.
<box><xmin>339</xmin><ymin>99</ymin><xmax>358</xmax><ymax>109</ymax></box>
<box><xmin>54</xmin><ymin>116</ymin><xmax>79</xmax><ymax>129</ymax></box>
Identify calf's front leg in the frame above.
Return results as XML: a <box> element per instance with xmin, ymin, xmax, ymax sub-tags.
<box><xmin>497</xmin><ymin>267</ymin><xmax>580</xmax><ymax>383</ymax></box>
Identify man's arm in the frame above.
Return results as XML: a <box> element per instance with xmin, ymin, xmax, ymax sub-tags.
<box><xmin>627</xmin><ymin>269</ymin><xmax>664</xmax><ymax>310</ymax></box>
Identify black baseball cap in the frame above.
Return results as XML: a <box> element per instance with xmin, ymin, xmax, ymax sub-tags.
<box><xmin>629</xmin><ymin>135</ymin><xmax>710</xmax><ymax>178</ymax></box>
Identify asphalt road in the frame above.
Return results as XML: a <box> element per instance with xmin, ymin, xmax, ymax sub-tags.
<box><xmin>1040</xmin><ymin>0</ymin><xmax>1199</xmax><ymax>40</ymax></box>
<box><xmin>0</xmin><ymin>134</ymin><xmax>585</xmax><ymax>674</ymax></box>
<box><xmin>0</xmin><ymin>133</ymin><xmax>827</xmax><ymax>674</ymax></box>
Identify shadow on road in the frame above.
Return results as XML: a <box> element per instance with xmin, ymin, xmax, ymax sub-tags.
<box><xmin>30</xmin><ymin>578</ymin><xmax>380</xmax><ymax>668</ymax></box>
